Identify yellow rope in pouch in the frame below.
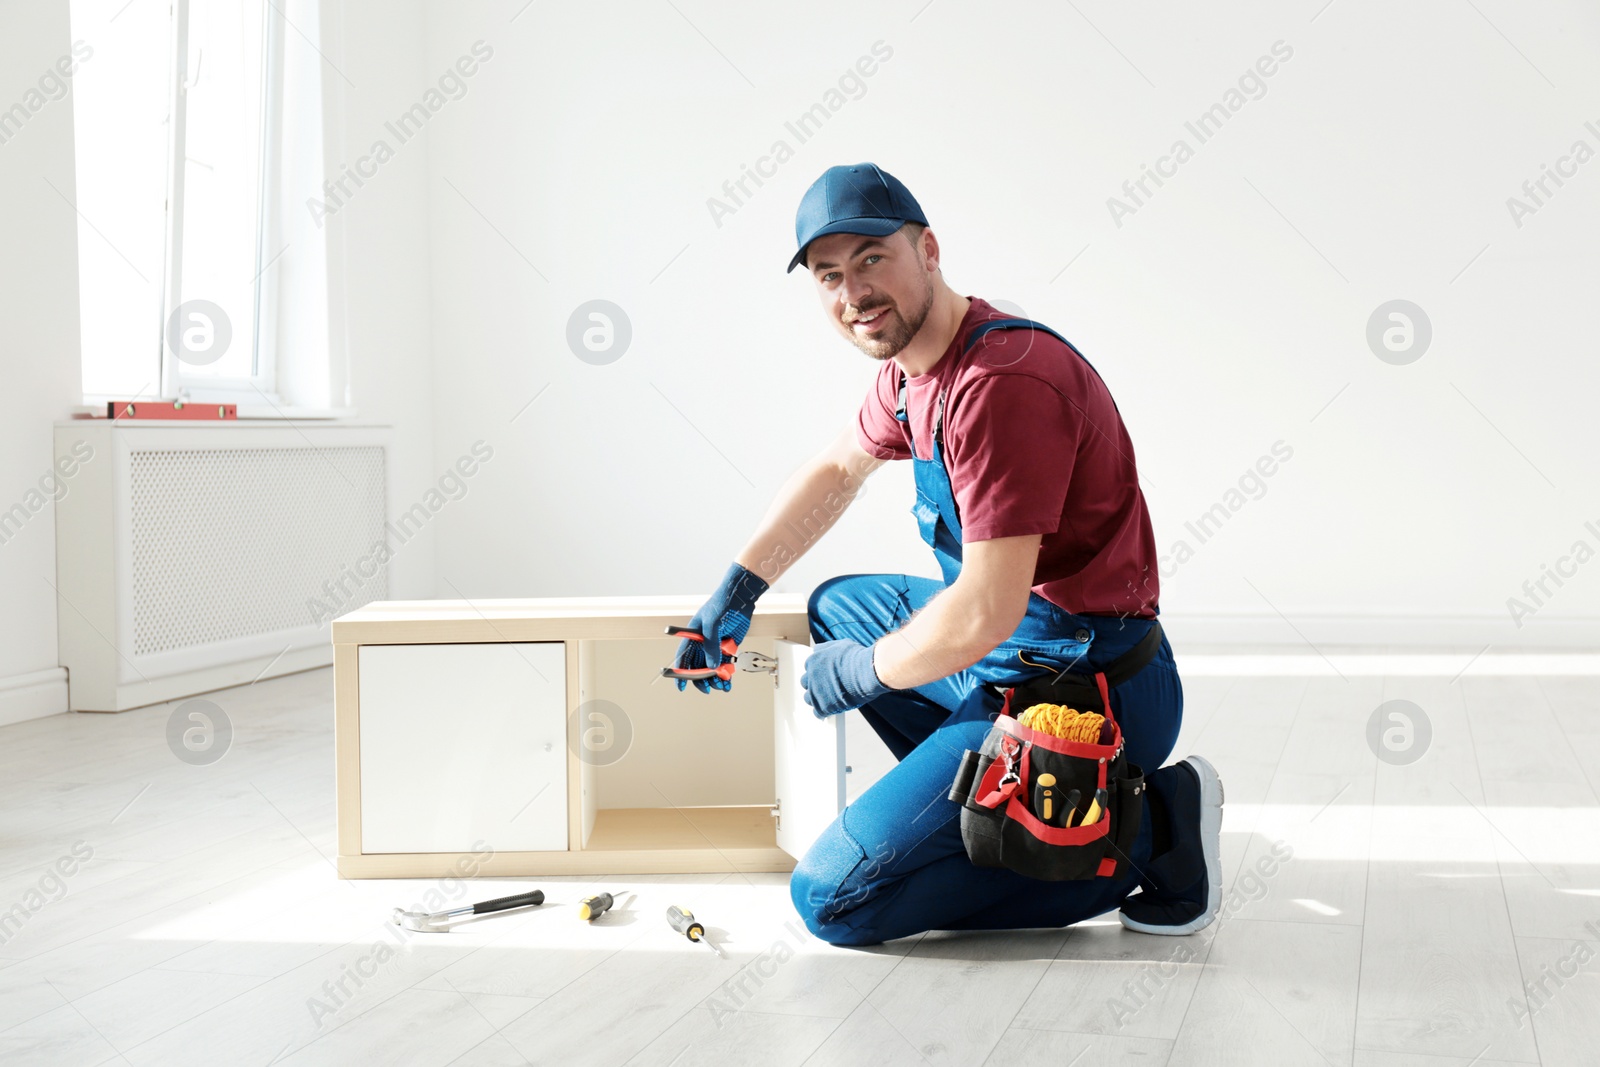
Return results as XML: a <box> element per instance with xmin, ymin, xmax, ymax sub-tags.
<box><xmin>1018</xmin><ymin>703</ymin><xmax>1105</xmax><ymax>744</ymax></box>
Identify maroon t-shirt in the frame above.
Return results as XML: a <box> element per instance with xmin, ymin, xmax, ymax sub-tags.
<box><xmin>855</xmin><ymin>296</ymin><xmax>1159</xmax><ymax>619</ymax></box>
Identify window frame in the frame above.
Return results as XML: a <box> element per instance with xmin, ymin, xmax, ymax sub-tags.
<box><xmin>158</xmin><ymin>0</ymin><xmax>284</xmax><ymax>407</ymax></box>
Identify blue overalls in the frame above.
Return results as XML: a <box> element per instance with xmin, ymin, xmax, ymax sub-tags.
<box><xmin>790</xmin><ymin>319</ymin><xmax>1185</xmax><ymax>946</ymax></box>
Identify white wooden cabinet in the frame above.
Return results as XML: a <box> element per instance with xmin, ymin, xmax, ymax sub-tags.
<box><xmin>332</xmin><ymin>596</ymin><xmax>892</xmax><ymax>878</ymax></box>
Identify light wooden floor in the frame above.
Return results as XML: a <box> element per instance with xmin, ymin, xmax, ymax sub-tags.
<box><xmin>3</xmin><ymin>660</ymin><xmax>1599</xmax><ymax>1066</ymax></box>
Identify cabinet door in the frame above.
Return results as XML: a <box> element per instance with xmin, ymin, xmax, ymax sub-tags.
<box><xmin>844</xmin><ymin>710</ymin><xmax>897</xmax><ymax>805</ymax></box>
<box><xmin>359</xmin><ymin>642</ymin><xmax>567</xmax><ymax>853</ymax></box>
<box><xmin>772</xmin><ymin>638</ymin><xmax>845</xmax><ymax>860</ymax></box>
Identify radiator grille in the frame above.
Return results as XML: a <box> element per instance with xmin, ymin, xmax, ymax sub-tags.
<box><xmin>128</xmin><ymin>446</ymin><xmax>387</xmax><ymax>656</ymax></box>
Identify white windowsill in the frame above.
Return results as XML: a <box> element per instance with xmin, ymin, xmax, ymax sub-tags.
<box><xmin>72</xmin><ymin>404</ymin><xmax>360</xmax><ymax>421</ymax></box>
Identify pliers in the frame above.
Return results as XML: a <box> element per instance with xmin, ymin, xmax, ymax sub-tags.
<box><xmin>659</xmin><ymin>625</ymin><xmax>777</xmax><ymax>682</ymax></box>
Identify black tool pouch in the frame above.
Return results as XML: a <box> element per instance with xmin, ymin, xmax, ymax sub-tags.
<box><xmin>946</xmin><ymin>622</ymin><xmax>1161</xmax><ymax>882</ymax></box>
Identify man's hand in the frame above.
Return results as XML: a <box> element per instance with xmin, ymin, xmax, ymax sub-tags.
<box><xmin>801</xmin><ymin>638</ymin><xmax>892</xmax><ymax>719</ymax></box>
<box><xmin>871</xmin><ymin>533</ymin><xmax>1041</xmax><ymax>691</ymax></box>
<box><xmin>673</xmin><ymin>562</ymin><xmax>769</xmax><ymax>693</ymax></box>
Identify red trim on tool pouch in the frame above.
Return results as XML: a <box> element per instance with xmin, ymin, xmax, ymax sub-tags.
<box><xmin>1002</xmin><ymin>793</ymin><xmax>1111</xmax><ymax>847</ymax></box>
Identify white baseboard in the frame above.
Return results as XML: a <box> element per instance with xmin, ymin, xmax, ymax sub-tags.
<box><xmin>1173</xmin><ymin>652</ymin><xmax>1600</xmax><ymax>676</ymax></box>
<box><xmin>0</xmin><ymin>667</ymin><xmax>69</xmax><ymax>728</ymax></box>
<box><xmin>82</xmin><ymin>644</ymin><xmax>333</xmax><ymax>713</ymax></box>
<box><xmin>1158</xmin><ymin>611</ymin><xmax>1600</xmax><ymax>651</ymax></box>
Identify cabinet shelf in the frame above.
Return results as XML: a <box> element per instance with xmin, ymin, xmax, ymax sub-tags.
<box><xmin>583</xmin><ymin>805</ymin><xmax>777</xmax><ymax>853</ymax></box>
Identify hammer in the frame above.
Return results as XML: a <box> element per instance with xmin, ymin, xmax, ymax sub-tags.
<box><xmin>391</xmin><ymin>889</ymin><xmax>545</xmax><ymax>933</ymax></box>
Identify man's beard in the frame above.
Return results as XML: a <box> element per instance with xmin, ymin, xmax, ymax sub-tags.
<box><xmin>847</xmin><ymin>280</ymin><xmax>935</xmax><ymax>361</ymax></box>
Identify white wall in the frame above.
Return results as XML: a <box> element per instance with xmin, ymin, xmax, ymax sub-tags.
<box><xmin>321</xmin><ymin>0</ymin><xmax>440</xmax><ymax>603</ymax></box>
<box><xmin>0</xmin><ymin>0</ymin><xmax>84</xmax><ymax>724</ymax></box>
<box><xmin>399</xmin><ymin>0</ymin><xmax>1599</xmax><ymax>650</ymax></box>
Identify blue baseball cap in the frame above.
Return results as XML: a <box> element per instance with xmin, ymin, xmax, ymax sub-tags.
<box><xmin>787</xmin><ymin>162</ymin><xmax>929</xmax><ymax>273</ymax></box>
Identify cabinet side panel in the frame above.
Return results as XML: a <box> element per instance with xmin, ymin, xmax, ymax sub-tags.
<box><xmin>565</xmin><ymin>640</ymin><xmax>582</xmax><ymax>849</ymax></box>
<box><xmin>335</xmin><ymin>642</ymin><xmax>361</xmax><ymax>858</ymax></box>
<box><xmin>578</xmin><ymin>639</ymin><xmax>597</xmax><ymax>847</ymax></box>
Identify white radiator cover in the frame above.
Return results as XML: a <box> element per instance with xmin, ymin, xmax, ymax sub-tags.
<box><xmin>54</xmin><ymin>421</ymin><xmax>391</xmax><ymax>712</ymax></box>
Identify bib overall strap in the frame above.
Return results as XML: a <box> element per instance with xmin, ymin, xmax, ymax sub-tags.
<box><xmin>963</xmin><ymin>317</ymin><xmax>1072</xmax><ymax>353</ymax></box>
<box><xmin>894</xmin><ymin>316</ymin><xmax>1107</xmax><ymax>432</ymax></box>
<box><xmin>894</xmin><ymin>374</ymin><xmax>951</xmax><ymax>450</ymax></box>
<box><xmin>896</xmin><ymin>374</ymin><xmax>953</xmax><ymax>454</ymax></box>
<box><xmin>963</xmin><ymin>318</ymin><xmax>1108</xmax><ymax>382</ymax></box>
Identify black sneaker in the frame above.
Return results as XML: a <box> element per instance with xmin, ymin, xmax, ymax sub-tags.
<box><xmin>1119</xmin><ymin>755</ymin><xmax>1224</xmax><ymax>935</ymax></box>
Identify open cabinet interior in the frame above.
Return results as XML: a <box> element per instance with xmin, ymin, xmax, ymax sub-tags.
<box><xmin>573</xmin><ymin>636</ymin><xmax>897</xmax><ymax>863</ymax></box>
<box><xmin>575</xmin><ymin>634</ymin><xmax>783</xmax><ymax>855</ymax></box>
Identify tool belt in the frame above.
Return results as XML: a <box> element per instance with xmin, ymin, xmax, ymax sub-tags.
<box><xmin>946</xmin><ymin>621</ymin><xmax>1162</xmax><ymax>881</ymax></box>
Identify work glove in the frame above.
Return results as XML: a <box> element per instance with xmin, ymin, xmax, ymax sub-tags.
<box><xmin>801</xmin><ymin>638</ymin><xmax>892</xmax><ymax>719</ymax></box>
<box><xmin>673</xmin><ymin>562</ymin><xmax>770</xmax><ymax>693</ymax></box>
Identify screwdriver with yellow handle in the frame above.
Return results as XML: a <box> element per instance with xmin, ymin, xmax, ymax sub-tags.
<box><xmin>578</xmin><ymin>892</ymin><xmax>614</xmax><ymax>922</ymax></box>
<box><xmin>666</xmin><ymin>904</ymin><xmax>723</xmax><ymax>957</ymax></box>
<box><xmin>1034</xmin><ymin>773</ymin><xmax>1058</xmax><ymax>823</ymax></box>
<box><xmin>1079</xmin><ymin>787</ymin><xmax>1108</xmax><ymax>826</ymax></box>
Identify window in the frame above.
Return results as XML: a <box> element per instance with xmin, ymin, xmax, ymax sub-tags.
<box><xmin>70</xmin><ymin>0</ymin><xmax>333</xmax><ymax>412</ymax></box>
<box><xmin>164</xmin><ymin>0</ymin><xmax>278</xmax><ymax>400</ymax></box>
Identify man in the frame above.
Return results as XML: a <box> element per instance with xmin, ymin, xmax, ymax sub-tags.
<box><xmin>671</xmin><ymin>162</ymin><xmax>1222</xmax><ymax>946</ymax></box>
